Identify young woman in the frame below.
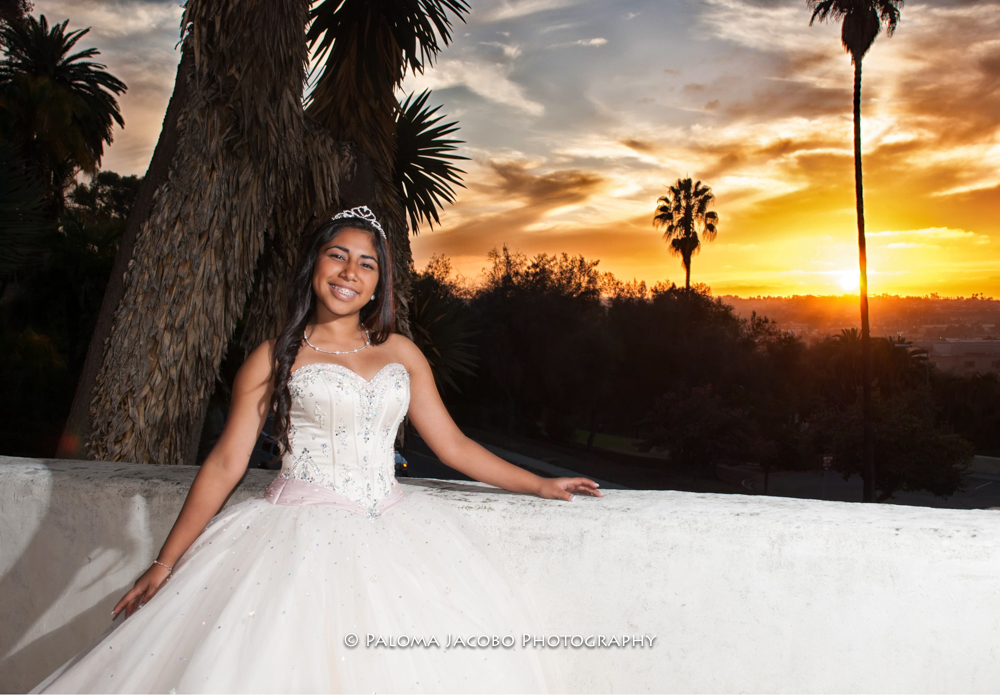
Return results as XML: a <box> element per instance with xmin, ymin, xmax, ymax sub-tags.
<box><xmin>33</xmin><ymin>206</ymin><xmax>602</xmax><ymax>693</ymax></box>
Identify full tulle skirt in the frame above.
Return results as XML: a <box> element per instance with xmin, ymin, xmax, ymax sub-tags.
<box><xmin>32</xmin><ymin>485</ymin><xmax>557</xmax><ymax>693</ymax></box>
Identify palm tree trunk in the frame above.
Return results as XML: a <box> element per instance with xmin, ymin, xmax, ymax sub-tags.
<box><xmin>88</xmin><ymin>0</ymin><xmax>311</xmax><ymax>465</ymax></box>
<box><xmin>238</xmin><ymin>123</ymin><xmax>355</xmax><ymax>355</ymax></box>
<box><xmin>684</xmin><ymin>256</ymin><xmax>692</xmax><ymax>290</ymax></box>
<box><xmin>57</xmin><ymin>48</ymin><xmax>194</xmax><ymax>459</ymax></box>
<box><xmin>854</xmin><ymin>57</ymin><xmax>876</xmax><ymax>503</ymax></box>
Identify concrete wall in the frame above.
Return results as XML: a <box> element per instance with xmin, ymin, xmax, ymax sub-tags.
<box><xmin>2</xmin><ymin>456</ymin><xmax>1000</xmax><ymax>693</ymax></box>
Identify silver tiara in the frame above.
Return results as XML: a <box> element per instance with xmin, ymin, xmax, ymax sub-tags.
<box><xmin>331</xmin><ymin>205</ymin><xmax>386</xmax><ymax>240</ymax></box>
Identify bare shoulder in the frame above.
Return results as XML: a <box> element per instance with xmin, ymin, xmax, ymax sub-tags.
<box><xmin>236</xmin><ymin>338</ymin><xmax>278</xmax><ymax>387</ymax></box>
<box><xmin>382</xmin><ymin>333</ymin><xmax>430</xmax><ymax>372</ymax></box>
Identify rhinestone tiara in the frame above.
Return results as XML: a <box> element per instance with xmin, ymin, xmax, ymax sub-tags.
<box><xmin>331</xmin><ymin>205</ymin><xmax>386</xmax><ymax>240</ymax></box>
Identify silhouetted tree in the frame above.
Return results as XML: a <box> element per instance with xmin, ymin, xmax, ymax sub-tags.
<box><xmin>0</xmin><ymin>0</ymin><xmax>30</xmax><ymax>24</ymax></box>
<box><xmin>410</xmin><ymin>254</ymin><xmax>477</xmax><ymax>394</ymax></box>
<box><xmin>653</xmin><ymin>178</ymin><xmax>719</xmax><ymax>290</ymax></box>
<box><xmin>810</xmin><ymin>389</ymin><xmax>971</xmax><ymax>502</ymax></box>
<box><xmin>0</xmin><ymin>142</ymin><xmax>47</xmax><ymax>281</ymax></box>
<box><xmin>0</xmin><ymin>15</ymin><xmax>126</xmax><ymax>213</ymax></box>
<box><xmin>0</xmin><ymin>168</ymin><xmax>139</xmax><ymax>456</ymax></box>
<box><xmin>932</xmin><ymin>371</ymin><xmax>1000</xmax><ymax>457</ymax></box>
<box><xmin>809</xmin><ymin>0</ymin><xmax>903</xmax><ymax>502</ymax></box>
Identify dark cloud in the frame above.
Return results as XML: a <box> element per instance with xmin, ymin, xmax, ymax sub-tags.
<box><xmin>725</xmin><ymin>78</ymin><xmax>848</xmax><ymax>121</ymax></box>
<box><xmin>421</xmin><ymin>159</ymin><xmax>606</xmax><ymax>257</ymax></box>
<box><xmin>694</xmin><ymin>136</ymin><xmax>843</xmax><ymax>180</ymax></box>
<box><xmin>487</xmin><ymin>160</ymin><xmax>603</xmax><ymax>205</ymax></box>
<box><xmin>619</xmin><ymin>138</ymin><xmax>656</xmax><ymax>153</ymax></box>
<box><xmin>881</xmin><ymin>6</ymin><xmax>1000</xmax><ymax>145</ymax></box>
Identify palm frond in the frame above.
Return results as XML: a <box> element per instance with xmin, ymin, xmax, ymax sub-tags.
<box><xmin>808</xmin><ymin>0</ymin><xmax>903</xmax><ymax>62</ymax></box>
<box><xmin>395</xmin><ymin>89</ymin><xmax>467</xmax><ymax>234</ymax></box>
<box><xmin>307</xmin><ymin>0</ymin><xmax>469</xmax><ymax>80</ymax></box>
<box><xmin>305</xmin><ymin>0</ymin><xmax>469</xmax><ymax>161</ymax></box>
<box><xmin>410</xmin><ymin>290</ymin><xmax>478</xmax><ymax>393</ymax></box>
<box><xmin>653</xmin><ymin>177</ymin><xmax>718</xmax><ymax>240</ymax></box>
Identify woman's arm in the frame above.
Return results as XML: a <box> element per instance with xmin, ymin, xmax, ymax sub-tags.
<box><xmin>397</xmin><ymin>337</ymin><xmax>603</xmax><ymax>501</ymax></box>
<box><xmin>112</xmin><ymin>340</ymin><xmax>276</xmax><ymax>619</ymax></box>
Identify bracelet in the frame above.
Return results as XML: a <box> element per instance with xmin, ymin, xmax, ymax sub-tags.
<box><xmin>152</xmin><ymin>560</ymin><xmax>173</xmax><ymax>573</ymax></box>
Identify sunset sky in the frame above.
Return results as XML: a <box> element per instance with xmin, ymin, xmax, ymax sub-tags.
<box><xmin>34</xmin><ymin>0</ymin><xmax>1000</xmax><ymax>297</ymax></box>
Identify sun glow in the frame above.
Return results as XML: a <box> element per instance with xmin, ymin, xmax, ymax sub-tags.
<box><xmin>837</xmin><ymin>269</ymin><xmax>859</xmax><ymax>292</ymax></box>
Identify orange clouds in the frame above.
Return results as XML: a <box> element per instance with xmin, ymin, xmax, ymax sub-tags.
<box><xmin>49</xmin><ymin>0</ymin><xmax>1000</xmax><ymax>297</ymax></box>
<box><xmin>413</xmin><ymin>1</ymin><xmax>1000</xmax><ymax>297</ymax></box>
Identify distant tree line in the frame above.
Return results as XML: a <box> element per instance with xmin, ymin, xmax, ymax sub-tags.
<box><xmin>415</xmin><ymin>248</ymin><xmax>986</xmax><ymax>503</ymax></box>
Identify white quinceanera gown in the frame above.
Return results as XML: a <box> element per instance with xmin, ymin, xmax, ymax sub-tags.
<box><xmin>33</xmin><ymin>362</ymin><xmax>557</xmax><ymax>693</ymax></box>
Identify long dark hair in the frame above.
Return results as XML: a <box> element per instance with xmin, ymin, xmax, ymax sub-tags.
<box><xmin>271</xmin><ymin>215</ymin><xmax>395</xmax><ymax>454</ymax></box>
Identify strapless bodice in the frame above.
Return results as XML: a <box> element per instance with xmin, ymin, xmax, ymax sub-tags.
<box><xmin>277</xmin><ymin>362</ymin><xmax>410</xmax><ymax>515</ymax></box>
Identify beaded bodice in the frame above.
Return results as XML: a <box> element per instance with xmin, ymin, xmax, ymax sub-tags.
<box><xmin>280</xmin><ymin>362</ymin><xmax>410</xmax><ymax>512</ymax></box>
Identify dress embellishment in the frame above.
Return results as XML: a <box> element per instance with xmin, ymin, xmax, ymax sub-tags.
<box><xmin>276</xmin><ymin>362</ymin><xmax>409</xmax><ymax>516</ymax></box>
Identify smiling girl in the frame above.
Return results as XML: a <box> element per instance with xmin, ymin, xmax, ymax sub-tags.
<box><xmin>33</xmin><ymin>206</ymin><xmax>601</xmax><ymax>694</ymax></box>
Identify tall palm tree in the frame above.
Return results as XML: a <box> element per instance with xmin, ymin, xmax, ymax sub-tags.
<box><xmin>653</xmin><ymin>178</ymin><xmax>719</xmax><ymax>290</ymax></box>
<box><xmin>810</xmin><ymin>0</ymin><xmax>903</xmax><ymax>503</ymax></box>
<box><xmin>0</xmin><ymin>14</ymin><xmax>126</xmax><ymax>212</ymax></box>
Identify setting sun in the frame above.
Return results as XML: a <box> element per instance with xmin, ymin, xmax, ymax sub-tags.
<box><xmin>837</xmin><ymin>270</ymin><xmax>859</xmax><ymax>293</ymax></box>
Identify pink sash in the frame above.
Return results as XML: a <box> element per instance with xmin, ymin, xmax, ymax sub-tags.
<box><xmin>263</xmin><ymin>476</ymin><xmax>405</xmax><ymax>517</ymax></box>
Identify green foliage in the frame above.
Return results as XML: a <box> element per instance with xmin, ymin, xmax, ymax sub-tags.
<box><xmin>425</xmin><ymin>248</ymin><xmax>976</xmax><ymax>499</ymax></box>
<box><xmin>0</xmin><ymin>169</ymin><xmax>137</xmax><ymax>456</ymax></box>
<box><xmin>0</xmin><ymin>142</ymin><xmax>48</xmax><ymax>275</ymax></box>
<box><xmin>640</xmin><ymin>385</ymin><xmax>749</xmax><ymax>473</ymax></box>
<box><xmin>805</xmin><ymin>329</ymin><xmax>929</xmax><ymax>407</ymax></box>
<box><xmin>809</xmin><ymin>389</ymin><xmax>971</xmax><ymax>501</ymax></box>
<box><xmin>410</xmin><ymin>254</ymin><xmax>477</xmax><ymax>393</ymax></box>
<box><xmin>932</xmin><ymin>371</ymin><xmax>1000</xmax><ymax>457</ymax></box>
<box><xmin>394</xmin><ymin>90</ymin><xmax>467</xmax><ymax>234</ymax></box>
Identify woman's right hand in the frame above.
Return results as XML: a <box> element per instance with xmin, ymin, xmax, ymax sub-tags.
<box><xmin>112</xmin><ymin>563</ymin><xmax>172</xmax><ymax>620</ymax></box>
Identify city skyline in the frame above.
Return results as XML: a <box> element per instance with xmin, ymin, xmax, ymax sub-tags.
<box><xmin>33</xmin><ymin>0</ymin><xmax>1000</xmax><ymax>297</ymax></box>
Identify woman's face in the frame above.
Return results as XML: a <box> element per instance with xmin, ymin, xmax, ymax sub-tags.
<box><xmin>311</xmin><ymin>227</ymin><xmax>380</xmax><ymax>321</ymax></box>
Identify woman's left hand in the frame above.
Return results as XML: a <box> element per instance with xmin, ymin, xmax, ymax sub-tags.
<box><xmin>536</xmin><ymin>477</ymin><xmax>603</xmax><ymax>501</ymax></box>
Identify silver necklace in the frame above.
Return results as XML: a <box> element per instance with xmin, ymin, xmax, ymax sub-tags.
<box><xmin>302</xmin><ymin>328</ymin><xmax>370</xmax><ymax>354</ymax></box>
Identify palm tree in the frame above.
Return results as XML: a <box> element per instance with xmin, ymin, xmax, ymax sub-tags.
<box><xmin>809</xmin><ymin>0</ymin><xmax>903</xmax><ymax>503</ymax></box>
<box><xmin>653</xmin><ymin>178</ymin><xmax>719</xmax><ymax>290</ymax></box>
<box><xmin>305</xmin><ymin>0</ymin><xmax>469</xmax><ymax>336</ymax></box>
<box><xmin>0</xmin><ymin>15</ymin><xmax>126</xmax><ymax>212</ymax></box>
<box><xmin>83</xmin><ymin>0</ymin><xmax>318</xmax><ymax>465</ymax></box>
<box><xmin>67</xmin><ymin>0</ymin><xmax>470</xmax><ymax>466</ymax></box>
